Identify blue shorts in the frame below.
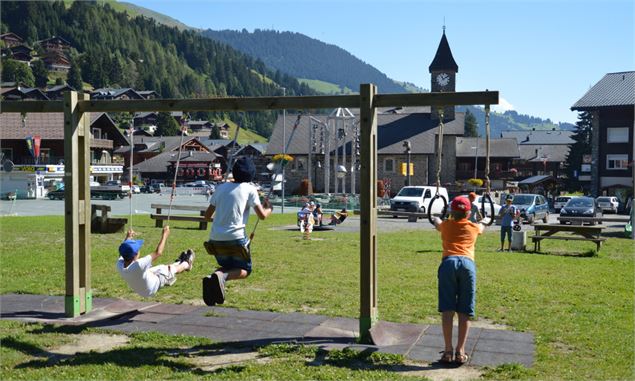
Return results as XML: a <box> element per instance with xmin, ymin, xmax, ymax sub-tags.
<box><xmin>210</xmin><ymin>238</ymin><xmax>252</xmax><ymax>275</ymax></box>
<box><xmin>438</xmin><ymin>256</ymin><xmax>476</xmax><ymax>316</ymax></box>
<box><xmin>500</xmin><ymin>226</ymin><xmax>513</xmax><ymax>242</ymax></box>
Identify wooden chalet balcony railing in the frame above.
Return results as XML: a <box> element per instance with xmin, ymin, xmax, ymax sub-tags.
<box><xmin>90</xmin><ymin>138</ymin><xmax>114</xmax><ymax>149</ymax></box>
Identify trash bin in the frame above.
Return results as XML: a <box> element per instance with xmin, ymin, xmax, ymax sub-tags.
<box><xmin>511</xmin><ymin>230</ymin><xmax>527</xmax><ymax>251</ymax></box>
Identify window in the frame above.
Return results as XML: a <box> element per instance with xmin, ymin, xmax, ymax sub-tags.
<box><xmin>384</xmin><ymin>158</ymin><xmax>394</xmax><ymax>172</ymax></box>
<box><xmin>92</xmin><ymin>128</ymin><xmax>102</xmax><ymax>139</ymax></box>
<box><xmin>40</xmin><ymin>148</ymin><xmax>51</xmax><ymax>164</ymax></box>
<box><xmin>606</xmin><ymin>154</ymin><xmax>629</xmax><ymax>170</ymax></box>
<box><xmin>607</xmin><ymin>127</ymin><xmax>629</xmax><ymax>143</ymax></box>
<box><xmin>1</xmin><ymin>148</ymin><xmax>13</xmax><ymax>162</ymax></box>
<box><xmin>458</xmin><ymin>162</ymin><xmax>470</xmax><ymax>171</ymax></box>
<box><xmin>292</xmin><ymin>157</ymin><xmax>305</xmax><ymax>171</ymax></box>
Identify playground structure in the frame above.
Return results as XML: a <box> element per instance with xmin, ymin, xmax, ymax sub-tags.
<box><xmin>3</xmin><ymin>86</ymin><xmax>498</xmax><ymax>342</ymax></box>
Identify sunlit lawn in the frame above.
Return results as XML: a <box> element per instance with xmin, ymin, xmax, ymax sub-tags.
<box><xmin>0</xmin><ymin>214</ymin><xmax>633</xmax><ymax>380</ymax></box>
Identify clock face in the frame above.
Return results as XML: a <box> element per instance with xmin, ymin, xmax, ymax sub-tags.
<box><xmin>436</xmin><ymin>73</ymin><xmax>450</xmax><ymax>87</ymax></box>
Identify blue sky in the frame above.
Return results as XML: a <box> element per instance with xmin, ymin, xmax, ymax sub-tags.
<box><xmin>125</xmin><ymin>0</ymin><xmax>634</xmax><ymax>123</ymax></box>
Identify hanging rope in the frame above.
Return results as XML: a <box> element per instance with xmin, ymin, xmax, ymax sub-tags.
<box><xmin>250</xmin><ymin>113</ymin><xmax>303</xmax><ymax>241</ymax></box>
<box><xmin>166</xmin><ymin>125</ymin><xmax>188</xmax><ymax>224</ymax></box>
<box><xmin>428</xmin><ymin>109</ymin><xmax>448</xmax><ymax>224</ymax></box>
<box><xmin>480</xmin><ymin>105</ymin><xmax>495</xmax><ymax>225</ymax></box>
<box><xmin>128</xmin><ymin>126</ymin><xmax>134</xmax><ymax>229</ymax></box>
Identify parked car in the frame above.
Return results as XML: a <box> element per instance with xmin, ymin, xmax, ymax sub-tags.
<box><xmin>131</xmin><ymin>185</ymin><xmax>141</xmax><ymax>194</ymax></box>
<box><xmin>560</xmin><ymin>196</ymin><xmax>603</xmax><ymax>225</ymax></box>
<box><xmin>596</xmin><ymin>196</ymin><xmax>619</xmax><ymax>214</ymax></box>
<box><xmin>511</xmin><ymin>193</ymin><xmax>549</xmax><ymax>224</ymax></box>
<box><xmin>458</xmin><ymin>194</ymin><xmax>502</xmax><ymax>216</ymax></box>
<box><xmin>390</xmin><ymin>186</ymin><xmax>449</xmax><ymax>216</ymax></box>
<box><xmin>554</xmin><ymin>196</ymin><xmax>575</xmax><ymax>213</ymax></box>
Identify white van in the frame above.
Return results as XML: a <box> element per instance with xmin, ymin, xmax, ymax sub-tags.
<box><xmin>390</xmin><ymin>186</ymin><xmax>449</xmax><ymax>215</ymax></box>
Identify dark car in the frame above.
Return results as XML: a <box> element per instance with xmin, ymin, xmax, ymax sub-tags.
<box><xmin>559</xmin><ymin>196</ymin><xmax>602</xmax><ymax>225</ymax></box>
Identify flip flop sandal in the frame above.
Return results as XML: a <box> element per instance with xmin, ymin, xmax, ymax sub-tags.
<box><xmin>439</xmin><ymin>350</ymin><xmax>453</xmax><ymax>363</ymax></box>
<box><xmin>454</xmin><ymin>352</ymin><xmax>469</xmax><ymax>365</ymax></box>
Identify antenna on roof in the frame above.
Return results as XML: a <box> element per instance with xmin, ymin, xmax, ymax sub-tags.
<box><xmin>443</xmin><ymin>17</ymin><xmax>446</xmax><ymax>33</ymax></box>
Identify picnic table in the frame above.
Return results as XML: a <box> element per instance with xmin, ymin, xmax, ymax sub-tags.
<box><xmin>532</xmin><ymin>223</ymin><xmax>607</xmax><ymax>252</ymax></box>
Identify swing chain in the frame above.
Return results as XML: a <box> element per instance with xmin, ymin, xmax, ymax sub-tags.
<box><xmin>484</xmin><ymin>105</ymin><xmax>491</xmax><ymax>195</ymax></box>
<box><xmin>435</xmin><ymin>109</ymin><xmax>445</xmax><ymax>195</ymax></box>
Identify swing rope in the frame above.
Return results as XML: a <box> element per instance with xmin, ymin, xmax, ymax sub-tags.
<box><xmin>128</xmin><ymin>126</ymin><xmax>134</xmax><ymax>229</ymax></box>
<box><xmin>166</xmin><ymin>125</ymin><xmax>188</xmax><ymax>225</ymax></box>
<box><xmin>249</xmin><ymin>113</ymin><xmax>303</xmax><ymax>241</ymax></box>
<box><xmin>480</xmin><ymin>105</ymin><xmax>495</xmax><ymax>225</ymax></box>
<box><xmin>427</xmin><ymin>109</ymin><xmax>448</xmax><ymax>224</ymax></box>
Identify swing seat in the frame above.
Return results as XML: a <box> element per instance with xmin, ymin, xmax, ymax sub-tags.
<box><xmin>204</xmin><ymin>240</ymin><xmax>251</xmax><ymax>262</ymax></box>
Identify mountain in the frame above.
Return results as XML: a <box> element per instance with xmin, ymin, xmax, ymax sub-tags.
<box><xmin>461</xmin><ymin>107</ymin><xmax>577</xmax><ymax>137</ymax></box>
<box><xmin>202</xmin><ymin>29</ymin><xmax>410</xmax><ymax>94</ymax></box>
<box><xmin>1</xmin><ymin>1</ymin><xmax>315</xmax><ymax>138</ymax></box>
<box><xmin>117</xmin><ymin>1</ymin><xmax>194</xmax><ymax>31</ymax></box>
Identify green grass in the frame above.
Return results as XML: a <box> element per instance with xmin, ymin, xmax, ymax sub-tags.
<box><xmin>298</xmin><ymin>78</ymin><xmax>354</xmax><ymax>95</ymax></box>
<box><xmin>222</xmin><ymin>119</ymin><xmax>267</xmax><ymax>144</ymax></box>
<box><xmin>0</xmin><ymin>214</ymin><xmax>633</xmax><ymax>380</ymax></box>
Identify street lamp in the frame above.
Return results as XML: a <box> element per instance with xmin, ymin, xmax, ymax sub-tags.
<box><xmin>403</xmin><ymin>140</ymin><xmax>411</xmax><ymax>186</ymax></box>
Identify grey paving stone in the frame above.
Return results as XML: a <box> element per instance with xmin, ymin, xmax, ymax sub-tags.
<box><xmin>130</xmin><ymin>312</ymin><xmax>177</xmax><ymax>323</ymax></box>
<box><xmin>273</xmin><ymin>312</ymin><xmax>329</xmax><ymax>325</ymax></box>
<box><xmin>416</xmin><ymin>333</ymin><xmax>478</xmax><ymax>351</ymax></box>
<box><xmin>470</xmin><ymin>351</ymin><xmax>533</xmax><ymax>367</ymax></box>
<box><xmin>104</xmin><ymin>299</ymin><xmax>159</xmax><ymax>314</ymax></box>
<box><xmin>141</xmin><ymin>303</ymin><xmax>200</xmax><ymax>315</ymax></box>
<box><xmin>221</xmin><ymin>309</ymin><xmax>282</xmax><ymax>321</ymax></box>
<box><xmin>473</xmin><ymin>338</ymin><xmax>534</xmax><ymax>355</ymax></box>
<box><xmin>320</xmin><ymin>317</ymin><xmax>359</xmax><ymax>334</ymax></box>
<box><xmin>304</xmin><ymin>324</ymin><xmax>356</xmax><ymax>340</ymax></box>
<box><xmin>374</xmin><ymin>344</ymin><xmax>411</xmax><ymax>356</ymax></box>
<box><xmin>408</xmin><ymin>345</ymin><xmax>445</xmax><ymax>362</ymax></box>
<box><xmin>369</xmin><ymin>320</ymin><xmax>427</xmax><ymax>346</ymax></box>
<box><xmin>344</xmin><ymin>344</ymin><xmax>380</xmax><ymax>353</ymax></box>
<box><xmin>422</xmin><ymin>324</ymin><xmax>483</xmax><ymax>338</ymax></box>
<box><xmin>479</xmin><ymin>329</ymin><xmax>534</xmax><ymax>343</ymax></box>
<box><xmin>263</xmin><ymin>321</ymin><xmax>317</xmax><ymax>337</ymax></box>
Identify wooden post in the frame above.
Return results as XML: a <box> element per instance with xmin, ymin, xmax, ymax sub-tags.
<box><xmin>359</xmin><ymin>84</ymin><xmax>378</xmax><ymax>342</ymax></box>
<box><xmin>64</xmin><ymin>91</ymin><xmax>92</xmax><ymax>317</ymax></box>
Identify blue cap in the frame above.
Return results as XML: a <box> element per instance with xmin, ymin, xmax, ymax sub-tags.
<box><xmin>232</xmin><ymin>157</ymin><xmax>256</xmax><ymax>183</ymax></box>
<box><xmin>119</xmin><ymin>239</ymin><xmax>144</xmax><ymax>260</ymax></box>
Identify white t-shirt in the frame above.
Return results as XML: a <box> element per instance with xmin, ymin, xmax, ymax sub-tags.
<box><xmin>116</xmin><ymin>255</ymin><xmax>160</xmax><ymax>297</ymax></box>
<box><xmin>209</xmin><ymin>182</ymin><xmax>261</xmax><ymax>241</ymax></box>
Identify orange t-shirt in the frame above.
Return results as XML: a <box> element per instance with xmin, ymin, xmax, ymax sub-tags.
<box><xmin>439</xmin><ymin>219</ymin><xmax>482</xmax><ymax>261</ymax></box>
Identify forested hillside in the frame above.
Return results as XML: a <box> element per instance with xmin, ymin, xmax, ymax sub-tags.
<box><xmin>203</xmin><ymin>29</ymin><xmax>409</xmax><ymax>94</ymax></box>
<box><xmin>461</xmin><ymin>106</ymin><xmax>577</xmax><ymax>137</ymax></box>
<box><xmin>0</xmin><ymin>1</ymin><xmax>315</xmax><ymax>137</ymax></box>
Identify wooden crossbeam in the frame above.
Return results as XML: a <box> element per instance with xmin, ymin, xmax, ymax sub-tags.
<box><xmin>1</xmin><ymin>91</ymin><xmax>498</xmax><ymax>114</ymax></box>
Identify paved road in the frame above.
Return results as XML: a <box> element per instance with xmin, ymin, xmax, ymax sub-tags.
<box><xmin>1</xmin><ymin>195</ymin><xmax>628</xmax><ymax>234</ymax></box>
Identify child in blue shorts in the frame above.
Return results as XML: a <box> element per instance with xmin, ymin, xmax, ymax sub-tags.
<box><xmin>432</xmin><ymin>196</ymin><xmax>490</xmax><ymax>365</ymax></box>
<box><xmin>202</xmin><ymin>157</ymin><xmax>272</xmax><ymax>306</ymax></box>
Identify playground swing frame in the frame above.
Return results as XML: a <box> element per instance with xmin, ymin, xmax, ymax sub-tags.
<box><xmin>2</xmin><ymin>86</ymin><xmax>498</xmax><ymax>343</ymax></box>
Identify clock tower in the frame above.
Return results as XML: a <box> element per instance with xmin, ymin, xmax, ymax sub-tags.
<box><xmin>429</xmin><ymin>28</ymin><xmax>458</xmax><ymax>121</ymax></box>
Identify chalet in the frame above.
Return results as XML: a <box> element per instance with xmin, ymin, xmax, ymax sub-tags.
<box><xmin>187</xmin><ymin>120</ymin><xmax>213</xmax><ymax>136</ymax></box>
<box><xmin>454</xmin><ymin>137</ymin><xmax>520</xmax><ymax>187</ymax></box>
<box><xmin>3</xmin><ymin>45</ymin><xmax>33</xmax><ymax>64</ymax></box>
<box><xmin>1</xmin><ymin>86</ymin><xmax>49</xmax><ymax>101</ymax></box>
<box><xmin>235</xmin><ymin>143</ymin><xmax>268</xmax><ymax>181</ymax></box>
<box><xmin>501</xmin><ymin>129</ymin><xmax>575</xmax><ymax>180</ymax></box>
<box><xmin>128</xmin><ymin>137</ymin><xmax>222</xmax><ymax>183</ymax></box>
<box><xmin>92</xmin><ymin>88</ymin><xmax>145</xmax><ymax>100</ymax></box>
<box><xmin>571</xmin><ymin>71</ymin><xmax>634</xmax><ymax>202</ymax></box>
<box><xmin>137</xmin><ymin>90</ymin><xmax>159</xmax><ymax>99</ymax></box>
<box><xmin>41</xmin><ymin>51</ymin><xmax>71</xmax><ymax>72</ymax></box>
<box><xmin>45</xmin><ymin>84</ymin><xmax>76</xmax><ymax>100</ymax></box>
<box><xmin>37</xmin><ymin>36</ymin><xmax>71</xmax><ymax>52</ymax></box>
<box><xmin>216</xmin><ymin>122</ymin><xmax>230</xmax><ymax>139</ymax></box>
<box><xmin>0</xmin><ymin>32</ymin><xmax>24</xmax><ymax>48</ymax></box>
<box><xmin>0</xmin><ymin>112</ymin><xmax>128</xmax><ymax>183</ymax></box>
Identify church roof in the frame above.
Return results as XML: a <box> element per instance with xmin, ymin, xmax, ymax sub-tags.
<box><xmin>428</xmin><ymin>31</ymin><xmax>459</xmax><ymax>73</ymax></box>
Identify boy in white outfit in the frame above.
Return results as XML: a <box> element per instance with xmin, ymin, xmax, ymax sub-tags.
<box><xmin>117</xmin><ymin>226</ymin><xmax>194</xmax><ymax>297</ymax></box>
<box><xmin>203</xmin><ymin>157</ymin><xmax>272</xmax><ymax>306</ymax></box>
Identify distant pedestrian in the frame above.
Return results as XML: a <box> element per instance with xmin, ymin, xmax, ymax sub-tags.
<box><xmin>432</xmin><ymin>196</ymin><xmax>490</xmax><ymax>365</ymax></box>
<box><xmin>468</xmin><ymin>192</ymin><xmax>482</xmax><ymax>223</ymax></box>
<box><xmin>497</xmin><ymin>195</ymin><xmax>519</xmax><ymax>252</ymax></box>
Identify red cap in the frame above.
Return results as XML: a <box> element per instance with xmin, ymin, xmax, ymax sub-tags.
<box><xmin>451</xmin><ymin>196</ymin><xmax>471</xmax><ymax>212</ymax></box>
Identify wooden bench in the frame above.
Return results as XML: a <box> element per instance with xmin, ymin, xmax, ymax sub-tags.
<box><xmin>557</xmin><ymin>216</ymin><xmax>629</xmax><ymax>224</ymax></box>
<box><xmin>91</xmin><ymin>204</ymin><xmax>127</xmax><ymax>234</ymax></box>
<box><xmin>151</xmin><ymin>203</ymin><xmax>209</xmax><ymax>230</ymax></box>
<box><xmin>532</xmin><ymin>223</ymin><xmax>607</xmax><ymax>252</ymax></box>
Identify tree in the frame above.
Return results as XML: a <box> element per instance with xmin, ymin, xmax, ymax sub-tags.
<box><xmin>67</xmin><ymin>60</ymin><xmax>83</xmax><ymax>90</ymax></box>
<box><xmin>1</xmin><ymin>58</ymin><xmax>35</xmax><ymax>86</ymax></box>
<box><xmin>31</xmin><ymin>59</ymin><xmax>49</xmax><ymax>88</ymax></box>
<box><xmin>54</xmin><ymin>77</ymin><xmax>64</xmax><ymax>85</ymax></box>
<box><xmin>209</xmin><ymin>124</ymin><xmax>222</xmax><ymax>139</ymax></box>
<box><xmin>563</xmin><ymin>112</ymin><xmax>593</xmax><ymax>191</ymax></box>
<box><xmin>464</xmin><ymin>109</ymin><xmax>479</xmax><ymax>137</ymax></box>
<box><xmin>155</xmin><ymin>112</ymin><xmax>180</xmax><ymax>136</ymax></box>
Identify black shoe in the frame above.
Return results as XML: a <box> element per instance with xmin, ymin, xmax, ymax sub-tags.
<box><xmin>202</xmin><ymin>275</ymin><xmax>216</xmax><ymax>306</ymax></box>
<box><xmin>211</xmin><ymin>272</ymin><xmax>225</xmax><ymax>305</ymax></box>
<box><xmin>180</xmin><ymin>249</ymin><xmax>195</xmax><ymax>271</ymax></box>
<box><xmin>176</xmin><ymin>250</ymin><xmax>187</xmax><ymax>263</ymax></box>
